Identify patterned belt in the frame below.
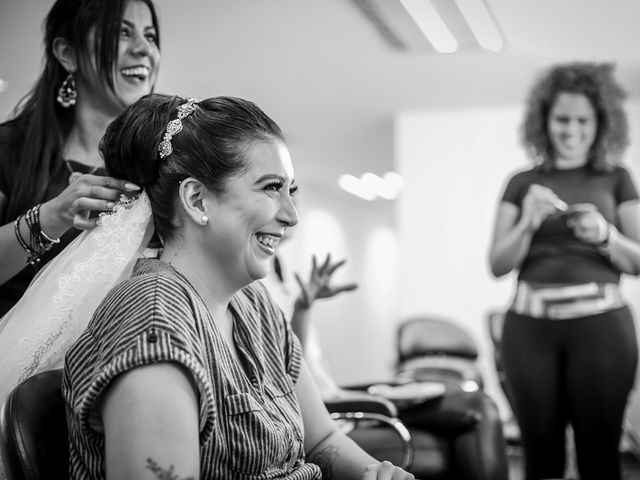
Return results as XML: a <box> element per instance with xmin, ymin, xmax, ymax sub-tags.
<box><xmin>511</xmin><ymin>281</ymin><xmax>624</xmax><ymax>320</ymax></box>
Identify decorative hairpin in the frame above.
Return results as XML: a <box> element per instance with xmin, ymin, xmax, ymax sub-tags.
<box><xmin>158</xmin><ymin>98</ymin><xmax>198</xmax><ymax>159</ymax></box>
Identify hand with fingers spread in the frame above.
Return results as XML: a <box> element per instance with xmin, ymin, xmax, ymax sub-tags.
<box><xmin>361</xmin><ymin>461</ymin><xmax>416</xmax><ymax>480</ymax></box>
<box><xmin>294</xmin><ymin>253</ymin><xmax>358</xmax><ymax>310</ymax></box>
<box><xmin>40</xmin><ymin>173</ymin><xmax>141</xmax><ymax>235</ymax></box>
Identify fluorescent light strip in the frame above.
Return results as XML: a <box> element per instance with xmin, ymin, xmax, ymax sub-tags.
<box><xmin>454</xmin><ymin>0</ymin><xmax>503</xmax><ymax>52</ymax></box>
<box><xmin>398</xmin><ymin>0</ymin><xmax>458</xmax><ymax>53</ymax></box>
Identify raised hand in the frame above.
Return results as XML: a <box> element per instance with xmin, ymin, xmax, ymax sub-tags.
<box><xmin>294</xmin><ymin>253</ymin><xmax>358</xmax><ymax>309</ymax></box>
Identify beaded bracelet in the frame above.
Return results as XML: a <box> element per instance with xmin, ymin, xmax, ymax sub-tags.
<box><xmin>14</xmin><ymin>204</ymin><xmax>61</xmax><ymax>266</ymax></box>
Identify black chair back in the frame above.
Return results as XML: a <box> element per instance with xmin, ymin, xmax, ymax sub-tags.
<box><xmin>0</xmin><ymin>369</ymin><xmax>68</xmax><ymax>480</ymax></box>
<box><xmin>396</xmin><ymin>316</ymin><xmax>479</xmax><ymax>363</ymax></box>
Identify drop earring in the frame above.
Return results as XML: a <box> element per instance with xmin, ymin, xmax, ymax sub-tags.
<box><xmin>201</xmin><ymin>215</ymin><xmax>209</xmax><ymax>226</ymax></box>
<box><xmin>56</xmin><ymin>73</ymin><xmax>77</xmax><ymax>108</ymax></box>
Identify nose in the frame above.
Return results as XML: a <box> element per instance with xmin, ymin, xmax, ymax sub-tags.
<box><xmin>278</xmin><ymin>195</ymin><xmax>299</xmax><ymax>228</ymax></box>
<box><xmin>129</xmin><ymin>32</ymin><xmax>151</xmax><ymax>57</ymax></box>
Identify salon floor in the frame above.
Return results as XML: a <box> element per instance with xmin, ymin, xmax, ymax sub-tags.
<box><xmin>504</xmin><ymin>421</ymin><xmax>640</xmax><ymax>480</ymax></box>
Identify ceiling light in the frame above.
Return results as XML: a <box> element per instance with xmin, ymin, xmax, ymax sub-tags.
<box><xmin>338</xmin><ymin>174</ymin><xmax>376</xmax><ymax>201</ymax></box>
<box><xmin>0</xmin><ymin>79</ymin><xmax>7</xmax><ymax>93</ymax></box>
<box><xmin>397</xmin><ymin>0</ymin><xmax>458</xmax><ymax>52</ymax></box>
<box><xmin>454</xmin><ymin>0</ymin><xmax>503</xmax><ymax>51</ymax></box>
<box><xmin>338</xmin><ymin>172</ymin><xmax>405</xmax><ymax>200</ymax></box>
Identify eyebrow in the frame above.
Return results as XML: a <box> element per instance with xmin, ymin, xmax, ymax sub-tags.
<box><xmin>121</xmin><ymin>19</ymin><xmax>157</xmax><ymax>31</ymax></box>
<box><xmin>255</xmin><ymin>174</ymin><xmax>295</xmax><ymax>184</ymax></box>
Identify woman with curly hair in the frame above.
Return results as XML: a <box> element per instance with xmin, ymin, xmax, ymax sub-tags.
<box><xmin>488</xmin><ymin>62</ymin><xmax>640</xmax><ymax>480</ymax></box>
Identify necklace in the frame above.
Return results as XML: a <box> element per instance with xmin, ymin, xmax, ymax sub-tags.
<box><xmin>64</xmin><ymin>158</ymin><xmax>101</xmax><ymax>175</ymax></box>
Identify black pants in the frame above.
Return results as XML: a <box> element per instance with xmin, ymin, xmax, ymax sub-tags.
<box><xmin>502</xmin><ymin>307</ymin><xmax>638</xmax><ymax>480</ymax></box>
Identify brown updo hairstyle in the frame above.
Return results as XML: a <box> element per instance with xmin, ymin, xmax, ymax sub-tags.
<box><xmin>100</xmin><ymin>93</ymin><xmax>284</xmax><ymax>241</ymax></box>
<box><xmin>522</xmin><ymin>62</ymin><xmax>629</xmax><ymax>172</ymax></box>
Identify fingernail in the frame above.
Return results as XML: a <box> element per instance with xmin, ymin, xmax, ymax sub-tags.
<box><xmin>125</xmin><ymin>182</ymin><xmax>141</xmax><ymax>191</ymax></box>
<box><xmin>106</xmin><ymin>202</ymin><xmax>115</xmax><ymax>209</ymax></box>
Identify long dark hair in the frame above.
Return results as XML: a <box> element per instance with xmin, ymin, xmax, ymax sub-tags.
<box><xmin>522</xmin><ymin>62</ymin><xmax>628</xmax><ymax>172</ymax></box>
<box><xmin>2</xmin><ymin>0</ymin><xmax>160</xmax><ymax>222</ymax></box>
<box><xmin>101</xmin><ymin>94</ymin><xmax>285</xmax><ymax>241</ymax></box>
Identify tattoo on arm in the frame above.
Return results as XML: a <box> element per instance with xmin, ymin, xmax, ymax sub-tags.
<box><xmin>145</xmin><ymin>458</ymin><xmax>194</xmax><ymax>480</ymax></box>
<box><xmin>308</xmin><ymin>445</ymin><xmax>340</xmax><ymax>480</ymax></box>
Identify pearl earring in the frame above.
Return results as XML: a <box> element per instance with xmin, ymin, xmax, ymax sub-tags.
<box><xmin>201</xmin><ymin>215</ymin><xmax>209</xmax><ymax>226</ymax></box>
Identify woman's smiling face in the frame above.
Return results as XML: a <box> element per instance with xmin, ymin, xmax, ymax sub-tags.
<box><xmin>202</xmin><ymin>138</ymin><xmax>299</xmax><ymax>287</ymax></box>
<box><xmin>547</xmin><ymin>91</ymin><xmax>598</xmax><ymax>167</ymax></box>
<box><xmin>79</xmin><ymin>0</ymin><xmax>160</xmax><ymax>115</ymax></box>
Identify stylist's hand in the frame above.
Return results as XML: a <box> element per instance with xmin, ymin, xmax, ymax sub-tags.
<box><xmin>294</xmin><ymin>253</ymin><xmax>358</xmax><ymax>309</ymax></box>
<box><xmin>40</xmin><ymin>173</ymin><xmax>140</xmax><ymax>234</ymax></box>
<box><xmin>361</xmin><ymin>461</ymin><xmax>415</xmax><ymax>479</ymax></box>
<box><xmin>567</xmin><ymin>205</ymin><xmax>609</xmax><ymax>244</ymax></box>
<box><xmin>520</xmin><ymin>184</ymin><xmax>566</xmax><ymax>232</ymax></box>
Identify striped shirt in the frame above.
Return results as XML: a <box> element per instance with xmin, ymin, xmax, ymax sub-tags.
<box><xmin>63</xmin><ymin>258</ymin><xmax>321</xmax><ymax>480</ymax></box>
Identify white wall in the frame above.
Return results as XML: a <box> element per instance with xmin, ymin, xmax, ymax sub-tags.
<box><xmin>277</xmin><ymin>183</ymin><xmax>400</xmax><ymax>386</ymax></box>
<box><xmin>395</xmin><ymin>101</ymin><xmax>640</xmax><ymax>418</ymax></box>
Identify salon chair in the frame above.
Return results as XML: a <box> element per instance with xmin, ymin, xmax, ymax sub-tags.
<box><xmin>395</xmin><ymin>315</ymin><xmax>484</xmax><ymax>391</ymax></box>
<box><xmin>326</xmin><ymin>382</ymin><xmax>508</xmax><ymax>480</ymax></box>
<box><xmin>324</xmin><ymin>313</ymin><xmax>510</xmax><ymax>480</ymax></box>
<box><xmin>0</xmin><ymin>369</ymin><xmax>68</xmax><ymax>480</ymax></box>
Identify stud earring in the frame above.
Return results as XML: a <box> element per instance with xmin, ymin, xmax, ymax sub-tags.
<box><xmin>201</xmin><ymin>215</ymin><xmax>209</xmax><ymax>226</ymax></box>
<box><xmin>57</xmin><ymin>73</ymin><xmax>77</xmax><ymax>108</ymax></box>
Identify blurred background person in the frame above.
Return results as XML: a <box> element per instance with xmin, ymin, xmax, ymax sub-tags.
<box><xmin>488</xmin><ymin>62</ymin><xmax>640</xmax><ymax>480</ymax></box>
<box><xmin>0</xmin><ymin>0</ymin><xmax>161</xmax><ymax>316</ymax></box>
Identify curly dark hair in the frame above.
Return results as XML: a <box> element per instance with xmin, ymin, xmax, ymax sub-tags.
<box><xmin>522</xmin><ymin>62</ymin><xmax>628</xmax><ymax>171</ymax></box>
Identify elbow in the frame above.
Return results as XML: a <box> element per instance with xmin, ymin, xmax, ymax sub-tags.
<box><xmin>488</xmin><ymin>256</ymin><xmax>510</xmax><ymax>278</ymax></box>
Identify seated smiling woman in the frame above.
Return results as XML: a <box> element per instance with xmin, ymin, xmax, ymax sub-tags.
<box><xmin>62</xmin><ymin>94</ymin><xmax>414</xmax><ymax>480</ymax></box>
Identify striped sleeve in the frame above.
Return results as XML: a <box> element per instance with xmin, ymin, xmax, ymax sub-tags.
<box><xmin>75</xmin><ymin>272</ymin><xmax>216</xmax><ymax>444</ymax></box>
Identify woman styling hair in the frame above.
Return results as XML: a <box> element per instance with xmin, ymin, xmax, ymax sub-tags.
<box><xmin>0</xmin><ymin>0</ymin><xmax>161</xmax><ymax>316</ymax></box>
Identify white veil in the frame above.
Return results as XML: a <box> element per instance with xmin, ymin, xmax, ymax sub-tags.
<box><xmin>0</xmin><ymin>192</ymin><xmax>153</xmax><ymax>401</ymax></box>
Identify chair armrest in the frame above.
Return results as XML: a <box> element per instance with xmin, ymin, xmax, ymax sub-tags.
<box><xmin>325</xmin><ymin>393</ymin><xmax>398</xmax><ymax>417</ymax></box>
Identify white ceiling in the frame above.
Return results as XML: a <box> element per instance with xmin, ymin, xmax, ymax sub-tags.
<box><xmin>3</xmin><ymin>0</ymin><xmax>640</xmax><ymax>187</ymax></box>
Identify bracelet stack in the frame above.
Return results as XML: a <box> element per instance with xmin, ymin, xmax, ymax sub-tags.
<box><xmin>14</xmin><ymin>204</ymin><xmax>61</xmax><ymax>266</ymax></box>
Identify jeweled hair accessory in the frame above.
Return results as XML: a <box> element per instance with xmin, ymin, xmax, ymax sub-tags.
<box><xmin>158</xmin><ymin>98</ymin><xmax>198</xmax><ymax>159</ymax></box>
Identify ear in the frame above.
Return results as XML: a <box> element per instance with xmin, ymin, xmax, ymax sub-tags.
<box><xmin>177</xmin><ymin>177</ymin><xmax>208</xmax><ymax>225</ymax></box>
<box><xmin>52</xmin><ymin>37</ymin><xmax>77</xmax><ymax>74</ymax></box>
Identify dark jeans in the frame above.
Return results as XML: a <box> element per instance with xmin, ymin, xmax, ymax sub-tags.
<box><xmin>502</xmin><ymin>307</ymin><xmax>638</xmax><ymax>480</ymax></box>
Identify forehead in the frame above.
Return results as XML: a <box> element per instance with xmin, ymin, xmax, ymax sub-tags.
<box><xmin>123</xmin><ymin>0</ymin><xmax>155</xmax><ymax>24</ymax></box>
<box><xmin>241</xmin><ymin>139</ymin><xmax>294</xmax><ymax>179</ymax></box>
<box><xmin>551</xmin><ymin>92</ymin><xmax>595</xmax><ymax>116</ymax></box>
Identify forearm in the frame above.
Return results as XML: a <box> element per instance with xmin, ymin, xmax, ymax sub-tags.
<box><xmin>307</xmin><ymin>429</ymin><xmax>377</xmax><ymax>480</ymax></box>
<box><xmin>0</xmin><ymin>220</ymin><xmax>34</xmax><ymax>285</ymax></box>
<box><xmin>290</xmin><ymin>302</ymin><xmax>311</xmax><ymax>350</ymax></box>
<box><xmin>489</xmin><ymin>221</ymin><xmax>534</xmax><ymax>277</ymax></box>
<box><xmin>608</xmin><ymin>229</ymin><xmax>640</xmax><ymax>275</ymax></box>
<box><xmin>0</xmin><ymin>199</ymin><xmax>70</xmax><ymax>286</ymax></box>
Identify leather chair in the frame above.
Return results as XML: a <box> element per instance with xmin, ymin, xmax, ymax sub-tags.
<box><xmin>395</xmin><ymin>315</ymin><xmax>484</xmax><ymax>390</ymax></box>
<box><xmin>0</xmin><ymin>369</ymin><xmax>68</xmax><ymax>480</ymax></box>
<box><xmin>352</xmin><ymin>314</ymin><xmax>507</xmax><ymax>480</ymax></box>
